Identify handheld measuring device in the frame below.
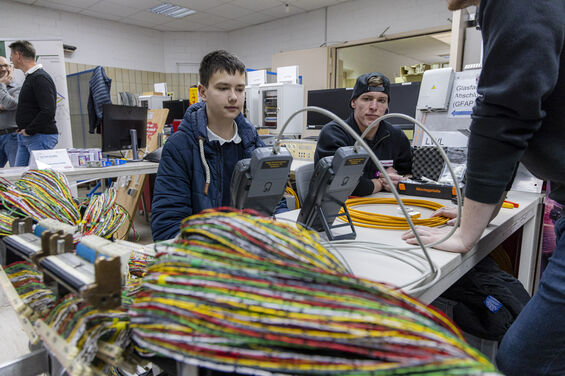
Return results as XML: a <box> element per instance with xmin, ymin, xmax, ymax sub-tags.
<box><xmin>231</xmin><ymin>146</ymin><xmax>293</xmax><ymax>216</ymax></box>
<box><xmin>297</xmin><ymin>146</ymin><xmax>369</xmax><ymax>240</ymax></box>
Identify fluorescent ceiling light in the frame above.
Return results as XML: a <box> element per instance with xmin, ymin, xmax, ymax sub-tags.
<box><xmin>148</xmin><ymin>3</ymin><xmax>196</xmax><ymax>18</ymax></box>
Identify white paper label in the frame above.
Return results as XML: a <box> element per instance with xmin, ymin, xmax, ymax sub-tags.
<box><xmin>29</xmin><ymin>149</ymin><xmax>73</xmax><ymax>170</ymax></box>
<box><xmin>422</xmin><ymin>131</ymin><xmax>469</xmax><ymax>147</ymax></box>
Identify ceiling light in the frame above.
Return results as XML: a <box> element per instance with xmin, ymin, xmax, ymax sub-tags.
<box><xmin>148</xmin><ymin>3</ymin><xmax>196</xmax><ymax>18</ymax></box>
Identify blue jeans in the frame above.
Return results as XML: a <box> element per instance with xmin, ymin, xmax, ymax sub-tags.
<box><xmin>0</xmin><ymin>132</ymin><xmax>18</xmax><ymax>167</ymax></box>
<box><xmin>15</xmin><ymin>133</ymin><xmax>59</xmax><ymax>167</ymax></box>
<box><xmin>496</xmin><ymin>216</ymin><xmax>565</xmax><ymax>375</ymax></box>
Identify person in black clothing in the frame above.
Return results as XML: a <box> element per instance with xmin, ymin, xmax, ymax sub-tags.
<box><xmin>401</xmin><ymin>0</ymin><xmax>565</xmax><ymax>374</ymax></box>
<box><xmin>9</xmin><ymin>40</ymin><xmax>58</xmax><ymax>166</ymax></box>
<box><xmin>314</xmin><ymin>72</ymin><xmax>412</xmax><ymax>196</ymax></box>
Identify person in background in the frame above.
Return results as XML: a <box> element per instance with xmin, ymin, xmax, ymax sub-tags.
<box><xmin>151</xmin><ymin>50</ymin><xmax>286</xmax><ymax>241</ymax></box>
<box><xmin>402</xmin><ymin>0</ymin><xmax>565</xmax><ymax>374</ymax></box>
<box><xmin>314</xmin><ymin>72</ymin><xmax>412</xmax><ymax>195</ymax></box>
<box><xmin>9</xmin><ymin>40</ymin><xmax>58</xmax><ymax>166</ymax></box>
<box><xmin>0</xmin><ymin>56</ymin><xmax>21</xmax><ymax>167</ymax></box>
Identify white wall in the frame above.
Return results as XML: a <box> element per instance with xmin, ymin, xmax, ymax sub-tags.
<box><xmin>162</xmin><ymin>32</ymin><xmax>227</xmax><ymax>73</ymax></box>
<box><xmin>230</xmin><ymin>0</ymin><xmax>452</xmax><ymax>70</ymax></box>
<box><xmin>327</xmin><ymin>0</ymin><xmax>451</xmax><ymax>44</ymax></box>
<box><xmin>229</xmin><ymin>9</ymin><xmax>327</xmax><ymax>70</ymax></box>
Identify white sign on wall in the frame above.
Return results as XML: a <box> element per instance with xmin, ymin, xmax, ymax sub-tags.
<box><xmin>447</xmin><ymin>70</ymin><xmax>481</xmax><ymax>119</ymax></box>
<box><xmin>247</xmin><ymin>70</ymin><xmax>267</xmax><ymax>86</ymax></box>
<box><xmin>276</xmin><ymin>65</ymin><xmax>299</xmax><ymax>84</ymax></box>
<box><xmin>1</xmin><ymin>38</ymin><xmax>73</xmax><ymax>149</ymax></box>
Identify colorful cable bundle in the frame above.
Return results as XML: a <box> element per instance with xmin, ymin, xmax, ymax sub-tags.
<box><xmin>0</xmin><ymin>210</ymin><xmax>19</xmax><ymax>236</ymax></box>
<box><xmin>0</xmin><ymin>169</ymin><xmax>129</xmax><ymax>239</ymax></box>
<box><xmin>129</xmin><ymin>252</ymin><xmax>154</xmax><ymax>278</ymax></box>
<box><xmin>44</xmin><ymin>295</ymin><xmax>130</xmax><ymax>365</ymax></box>
<box><xmin>4</xmin><ymin>261</ymin><xmax>56</xmax><ymax>315</ymax></box>
<box><xmin>130</xmin><ymin>209</ymin><xmax>495</xmax><ymax>375</ymax></box>
<box><xmin>0</xmin><ymin>170</ymin><xmax>81</xmax><ymax>225</ymax></box>
<box><xmin>80</xmin><ymin>187</ymin><xmax>129</xmax><ymax>238</ymax></box>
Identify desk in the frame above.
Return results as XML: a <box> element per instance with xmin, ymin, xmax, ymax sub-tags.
<box><xmin>277</xmin><ymin>190</ymin><xmax>543</xmax><ymax>303</ymax></box>
<box><xmin>0</xmin><ymin>162</ymin><xmax>159</xmax><ymax>194</ymax></box>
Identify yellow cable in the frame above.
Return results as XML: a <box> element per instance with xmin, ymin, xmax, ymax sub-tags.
<box><xmin>339</xmin><ymin>197</ymin><xmax>449</xmax><ymax>230</ymax></box>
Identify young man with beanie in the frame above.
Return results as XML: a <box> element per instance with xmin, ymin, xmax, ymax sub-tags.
<box><xmin>151</xmin><ymin>50</ymin><xmax>282</xmax><ymax>241</ymax></box>
<box><xmin>314</xmin><ymin>72</ymin><xmax>412</xmax><ymax>195</ymax></box>
<box><xmin>9</xmin><ymin>40</ymin><xmax>58</xmax><ymax>166</ymax></box>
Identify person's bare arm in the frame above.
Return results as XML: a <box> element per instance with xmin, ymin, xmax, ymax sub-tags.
<box><xmin>431</xmin><ymin>191</ymin><xmax>507</xmax><ymax>226</ymax></box>
<box><xmin>402</xmin><ymin>196</ymin><xmax>499</xmax><ymax>253</ymax></box>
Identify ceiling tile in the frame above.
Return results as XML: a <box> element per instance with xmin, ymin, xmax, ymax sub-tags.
<box><xmin>205</xmin><ymin>3</ymin><xmax>253</xmax><ymax>19</ymax></box>
<box><xmin>9</xmin><ymin>0</ymin><xmax>38</xmax><ymax>4</ymax></box>
<box><xmin>156</xmin><ymin>19</ymin><xmax>207</xmax><ymax>31</ymax></box>
<box><xmin>187</xmin><ymin>11</ymin><xmax>229</xmax><ymax>26</ymax></box>
<box><xmin>229</xmin><ymin>0</ymin><xmax>281</xmax><ymax>12</ymax></box>
<box><xmin>214</xmin><ymin>19</ymin><xmax>248</xmax><ymax>31</ymax></box>
<box><xmin>126</xmin><ymin>9</ymin><xmax>172</xmax><ymax>24</ymax></box>
<box><xmin>235</xmin><ymin>11</ymin><xmax>278</xmax><ymax>25</ymax></box>
<box><xmin>79</xmin><ymin>8</ymin><xmax>122</xmax><ymax>21</ymax></box>
<box><xmin>288</xmin><ymin>0</ymin><xmax>337</xmax><ymax>11</ymax></box>
<box><xmin>14</xmin><ymin>0</ymin><xmax>354</xmax><ymax>33</ymax></box>
<box><xmin>86</xmin><ymin>0</ymin><xmax>139</xmax><ymax>17</ymax></box>
<box><xmin>45</xmin><ymin>0</ymin><xmax>101</xmax><ymax>8</ymax></box>
<box><xmin>259</xmin><ymin>4</ymin><xmax>305</xmax><ymax>18</ymax></box>
<box><xmin>171</xmin><ymin>0</ymin><xmax>233</xmax><ymax>12</ymax></box>
<box><xmin>105</xmin><ymin>0</ymin><xmax>162</xmax><ymax>10</ymax></box>
<box><xmin>34</xmin><ymin>0</ymin><xmax>83</xmax><ymax>13</ymax></box>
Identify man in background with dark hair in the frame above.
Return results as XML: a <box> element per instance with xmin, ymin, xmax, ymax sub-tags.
<box><xmin>151</xmin><ymin>50</ymin><xmax>271</xmax><ymax>241</ymax></box>
<box><xmin>9</xmin><ymin>40</ymin><xmax>58</xmax><ymax>166</ymax></box>
<box><xmin>315</xmin><ymin>72</ymin><xmax>412</xmax><ymax>195</ymax></box>
<box><xmin>0</xmin><ymin>56</ymin><xmax>21</xmax><ymax>167</ymax></box>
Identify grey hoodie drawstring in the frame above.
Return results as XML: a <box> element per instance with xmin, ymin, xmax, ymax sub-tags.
<box><xmin>198</xmin><ymin>136</ymin><xmax>210</xmax><ymax>195</ymax></box>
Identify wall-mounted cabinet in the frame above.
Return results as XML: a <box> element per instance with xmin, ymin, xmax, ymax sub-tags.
<box><xmin>246</xmin><ymin>83</ymin><xmax>304</xmax><ymax>136</ymax></box>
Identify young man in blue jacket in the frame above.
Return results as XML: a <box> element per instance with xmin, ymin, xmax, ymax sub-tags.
<box><xmin>151</xmin><ymin>50</ymin><xmax>265</xmax><ymax>241</ymax></box>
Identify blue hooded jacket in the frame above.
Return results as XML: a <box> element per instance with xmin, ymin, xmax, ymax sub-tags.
<box><xmin>151</xmin><ymin>102</ymin><xmax>264</xmax><ymax>240</ymax></box>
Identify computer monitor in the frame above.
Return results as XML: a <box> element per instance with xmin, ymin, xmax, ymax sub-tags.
<box><xmin>306</xmin><ymin>88</ymin><xmax>353</xmax><ymax>129</ymax></box>
<box><xmin>163</xmin><ymin>100</ymin><xmax>189</xmax><ymax>125</ymax></box>
<box><xmin>387</xmin><ymin>82</ymin><xmax>421</xmax><ymax>129</ymax></box>
<box><xmin>306</xmin><ymin>83</ymin><xmax>421</xmax><ymax>133</ymax></box>
<box><xmin>101</xmin><ymin>104</ymin><xmax>147</xmax><ymax>153</ymax></box>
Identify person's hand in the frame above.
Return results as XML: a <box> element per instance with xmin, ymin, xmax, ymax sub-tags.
<box><xmin>0</xmin><ymin>66</ymin><xmax>14</xmax><ymax>85</ymax></box>
<box><xmin>18</xmin><ymin>129</ymin><xmax>28</xmax><ymax>136</ymax></box>
<box><xmin>401</xmin><ymin>226</ymin><xmax>473</xmax><ymax>253</ymax></box>
<box><xmin>380</xmin><ymin>167</ymin><xmax>403</xmax><ymax>192</ymax></box>
<box><xmin>432</xmin><ymin>206</ymin><xmax>458</xmax><ymax>226</ymax></box>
